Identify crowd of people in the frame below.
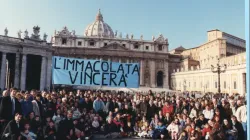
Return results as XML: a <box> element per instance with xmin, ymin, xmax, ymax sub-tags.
<box><xmin>0</xmin><ymin>87</ymin><xmax>247</xmax><ymax>140</ymax></box>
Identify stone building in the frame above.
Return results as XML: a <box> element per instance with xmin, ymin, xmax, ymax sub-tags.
<box><xmin>170</xmin><ymin>29</ymin><xmax>246</xmax><ymax>96</ymax></box>
<box><xmin>52</xmin><ymin>9</ymin><xmax>170</xmax><ymax>89</ymax></box>
<box><xmin>0</xmin><ymin>27</ymin><xmax>53</xmax><ymax>91</ymax></box>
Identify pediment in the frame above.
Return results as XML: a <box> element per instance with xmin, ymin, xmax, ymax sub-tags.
<box><xmin>57</xmin><ymin>26</ymin><xmax>73</xmax><ymax>37</ymax></box>
<box><xmin>155</xmin><ymin>34</ymin><xmax>165</xmax><ymax>43</ymax></box>
<box><xmin>101</xmin><ymin>42</ymin><xmax>129</xmax><ymax>50</ymax></box>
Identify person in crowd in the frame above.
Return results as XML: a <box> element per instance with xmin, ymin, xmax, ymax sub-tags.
<box><xmin>0</xmin><ymin>88</ymin><xmax>22</xmax><ymax>138</ymax></box>
<box><xmin>0</xmin><ymin>88</ymin><xmax>22</xmax><ymax>121</ymax></box>
<box><xmin>153</xmin><ymin>121</ymin><xmax>167</xmax><ymax>139</ymax></box>
<box><xmin>44</xmin><ymin>121</ymin><xmax>56</xmax><ymax>140</ymax></box>
<box><xmin>21</xmin><ymin>94</ymin><xmax>33</xmax><ymax>118</ymax></box>
<box><xmin>1</xmin><ymin>113</ymin><xmax>22</xmax><ymax>140</ymax></box>
<box><xmin>235</xmin><ymin>100</ymin><xmax>247</xmax><ymax>140</ymax></box>
<box><xmin>20</xmin><ymin>121</ymin><xmax>37</xmax><ymax>140</ymax></box>
<box><xmin>32</xmin><ymin>94</ymin><xmax>44</xmax><ymax>118</ymax></box>
<box><xmin>139</xmin><ymin>97</ymin><xmax>148</xmax><ymax>117</ymax></box>
<box><xmin>231</xmin><ymin>115</ymin><xmax>244</xmax><ymax>140</ymax></box>
<box><xmin>147</xmin><ymin>100</ymin><xmax>157</xmax><ymax>120</ymax></box>
<box><xmin>93</xmin><ymin>96</ymin><xmax>105</xmax><ymax>115</ymax></box>
<box><xmin>57</xmin><ymin>110</ymin><xmax>74</xmax><ymax>140</ymax></box>
<box><xmin>189</xmin><ymin>102</ymin><xmax>201</xmax><ymax>119</ymax></box>
<box><xmin>222</xmin><ymin>119</ymin><xmax>237</xmax><ymax>140</ymax></box>
<box><xmin>202</xmin><ymin>105</ymin><xmax>214</xmax><ymax>121</ymax></box>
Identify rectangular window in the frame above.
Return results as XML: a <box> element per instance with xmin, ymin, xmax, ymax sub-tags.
<box><xmin>122</xmin><ymin>44</ymin><xmax>126</xmax><ymax>47</ymax></box>
<box><xmin>224</xmin><ymin>81</ymin><xmax>226</xmax><ymax>89</ymax></box>
<box><xmin>89</xmin><ymin>41</ymin><xmax>95</xmax><ymax>46</ymax></box>
<box><xmin>62</xmin><ymin>38</ymin><xmax>67</xmax><ymax>45</ymax></box>
<box><xmin>215</xmin><ymin>82</ymin><xmax>217</xmax><ymax>88</ymax></box>
<box><xmin>78</xmin><ymin>41</ymin><xmax>82</xmax><ymax>46</ymax></box>
<box><xmin>134</xmin><ymin>45</ymin><xmax>139</xmax><ymax>49</ymax></box>
<box><xmin>146</xmin><ymin>46</ymin><xmax>149</xmax><ymax>50</ymax></box>
<box><xmin>234</xmin><ymin>81</ymin><xmax>237</xmax><ymax>89</ymax></box>
<box><xmin>104</xmin><ymin>43</ymin><xmax>107</xmax><ymax>46</ymax></box>
<box><xmin>158</xmin><ymin>45</ymin><xmax>163</xmax><ymax>51</ymax></box>
<box><xmin>194</xmin><ymin>82</ymin><xmax>196</xmax><ymax>88</ymax></box>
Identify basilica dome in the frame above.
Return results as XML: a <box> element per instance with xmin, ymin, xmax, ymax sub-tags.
<box><xmin>84</xmin><ymin>9</ymin><xmax>114</xmax><ymax>38</ymax></box>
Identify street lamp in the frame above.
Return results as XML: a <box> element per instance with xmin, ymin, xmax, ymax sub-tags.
<box><xmin>183</xmin><ymin>79</ymin><xmax>186</xmax><ymax>92</ymax></box>
<box><xmin>228</xmin><ymin>85</ymin><xmax>231</xmax><ymax>95</ymax></box>
<box><xmin>211</xmin><ymin>58</ymin><xmax>227</xmax><ymax>94</ymax></box>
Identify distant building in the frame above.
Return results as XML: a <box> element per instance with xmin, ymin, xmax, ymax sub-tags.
<box><xmin>170</xmin><ymin>29</ymin><xmax>246</xmax><ymax>96</ymax></box>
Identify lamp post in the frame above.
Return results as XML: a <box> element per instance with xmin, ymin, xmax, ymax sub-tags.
<box><xmin>183</xmin><ymin>79</ymin><xmax>186</xmax><ymax>92</ymax></box>
<box><xmin>211</xmin><ymin>58</ymin><xmax>227</xmax><ymax>94</ymax></box>
<box><xmin>228</xmin><ymin>85</ymin><xmax>231</xmax><ymax>95</ymax></box>
<box><xmin>203</xmin><ymin>84</ymin><xmax>207</xmax><ymax>94</ymax></box>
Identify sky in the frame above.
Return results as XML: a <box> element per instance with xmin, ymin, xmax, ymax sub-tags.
<box><xmin>0</xmin><ymin>0</ymin><xmax>245</xmax><ymax>50</ymax></box>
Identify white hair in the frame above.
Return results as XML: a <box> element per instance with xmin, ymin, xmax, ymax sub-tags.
<box><xmin>2</xmin><ymin>90</ymin><xmax>9</xmax><ymax>97</ymax></box>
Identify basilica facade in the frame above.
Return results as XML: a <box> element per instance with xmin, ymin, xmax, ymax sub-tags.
<box><xmin>52</xmin><ymin>9</ymin><xmax>170</xmax><ymax>89</ymax></box>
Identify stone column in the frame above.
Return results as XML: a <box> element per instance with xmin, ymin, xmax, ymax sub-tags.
<box><xmin>164</xmin><ymin>60</ymin><xmax>169</xmax><ymax>88</ymax></box>
<box><xmin>126</xmin><ymin>59</ymin><xmax>129</xmax><ymax>63</ymax></box>
<box><xmin>40</xmin><ymin>56</ymin><xmax>47</xmax><ymax>91</ymax></box>
<box><xmin>0</xmin><ymin>52</ymin><xmax>7</xmax><ymax>90</ymax></box>
<box><xmin>119</xmin><ymin>58</ymin><xmax>122</xmax><ymax>63</ymax></box>
<box><xmin>150</xmin><ymin>60</ymin><xmax>156</xmax><ymax>88</ymax></box>
<box><xmin>46</xmin><ymin>57</ymin><xmax>52</xmax><ymax>91</ymax></box>
<box><xmin>140</xmin><ymin>59</ymin><xmax>144</xmax><ymax>86</ymax></box>
<box><xmin>20</xmin><ymin>54</ymin><xmax>27</xmax><ymax>90</ymax></box>
<box><xmin>14</xmin><ymin>53</ymin><xmax>20</xmax><ymax>88</ymax></box>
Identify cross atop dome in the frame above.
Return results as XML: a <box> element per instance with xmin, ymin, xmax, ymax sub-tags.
<box><xmin>96</xmin><ymin>8</ymin><xmax>103</xmax><ymax>21</ymax></box>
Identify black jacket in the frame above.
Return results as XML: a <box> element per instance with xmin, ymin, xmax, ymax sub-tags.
<box><xmin>147</xmin><ymin>104</ymin><xmax>157</xmax><ymax>119</ymax></box>
<box><xmin>233</xmin><ymin>121</ymin><xmax>244</xmax><ymax>140</ymax></box>
<box><xmin>57</xmin><ymin>118</ymin><xmax>74</xmax><ymax>140</ymax></box>
<box><xmin>1</xmin><ymin>120</ymin><xmax>21</xmax><ymax>140</ymax></box>
<box><xmin>0</xmin><ymin>96</ymin><xmax>22</xmax><ymax>121</ymax></box>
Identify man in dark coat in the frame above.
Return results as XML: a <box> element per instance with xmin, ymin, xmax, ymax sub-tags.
<box><xmin>104</xmin><ymin>117</ymin><xmax>120</xmax><ymax>139</ymax></box>
<box><xmin>0</xmin><ymin>88</ymin><xmax>22</xmax><ymax>136</ymax></box>
<box><xmin>57</xmin><ymin>110</ymin><xmax>74</xmax><ymax>140</ymax></box>
<box><xmin>1</xmin><ymin>113</ymin><xmax>22</xmax><ymax>140</ymax></box>
<box><xmin>147</xmin><ymin>100</ymin><xmax>157</xmax><ymax>120</ymax></box>
<box><xmin>0</xmin><ymin>88</ymin><xmax>22</xmax><ymax>121</ymax></box>
<box><xmin>139</xmin><ymin>97</ymin><xmax>148</xmax><ymax>117</ymax></box>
